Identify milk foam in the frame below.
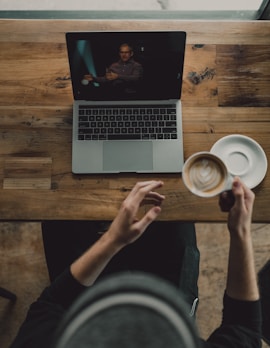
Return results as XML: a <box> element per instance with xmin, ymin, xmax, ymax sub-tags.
<box><xmin>189</xmin><ymin>158</ymin><xmax>224</xmax><ymax>193</ymax></box>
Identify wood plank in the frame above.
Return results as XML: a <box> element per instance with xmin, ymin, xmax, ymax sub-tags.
<box><xmin>1</xmin><ymin>105</ymin><xmax>269</xmax><ymax>129</ymax></box>
<box><xmin>217</xmin><ymin>45</ymin><xmax>270</xmax><ymax>106</ymax></box>
<box><xmin>0</xmin><ymin>20</ymin><xmax>270</xmax><ymax>45</ymax></box>
<box><xmin>183</xmin><ymin>44</ymin><xmax>217</xmax><ymax>106</ymax></box>
<box><xmin>0</xmin><ymin>106</ymin><xmax>72</xmax><ymax>128</ymax></box>
<box><xmin>0</xmin><ymin>42</ymin><xmax>72</xmax><ymax>106</ymax></box>
<box><xmin>3</xmin><ymin>157</ymin><xmax>52</xmax><ymax>189</ymax></box>
<box><xmin>3</xmin><ymin>178</ymin><xmax>51</xmax><ymax>190</ymax></box>
<box><xmin>4</xmin><ymin>157</ymin><xmax>52</xmax><ymax>178</ymax></box>
<box><xmin>182</xmin><ymin>107</ymin><xmax>270</xmax><ymax>134</ymax></box>
<box><xmin>0</xmin><ymin>182</ymin><xmax>268</xmax><ymax>222</ymax></box>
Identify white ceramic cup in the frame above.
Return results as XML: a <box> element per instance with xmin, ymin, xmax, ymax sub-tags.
<box><xmin>182</xmin><ymin>151</ymin><xmax>233</xmax><ymax>198</ymax></box>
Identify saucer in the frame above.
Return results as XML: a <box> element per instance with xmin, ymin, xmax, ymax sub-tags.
<box><xmin>210</xmin><ymin>134</ymin><xmax>268</xmax><ymax>188</ymax></box>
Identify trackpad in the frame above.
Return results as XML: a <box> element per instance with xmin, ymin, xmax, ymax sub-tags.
<box><xmin>103</xmin><ymin>141</ymin><xmax>153</xmax><ymax>172</ymax></box>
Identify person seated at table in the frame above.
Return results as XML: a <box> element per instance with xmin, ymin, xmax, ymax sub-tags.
<box><xmin>10</xmin><ymin>179</ymin><xmax>261</xmax><ymax>348</ymax></box>
<box><xmin>82</xmin><ymin>43</ymin><xmax>143</xmax><ymax>96</ymax></box>
<box><xmin>41</xmin><ymin>219</ymin><xmax>199</xmax><ymax>315</ymax></box>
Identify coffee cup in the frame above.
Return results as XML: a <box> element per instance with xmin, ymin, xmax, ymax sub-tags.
<box><xmin>182</xmin><ymin>152</ymin><xmax>233</xmax><ymax>198</ymax></box>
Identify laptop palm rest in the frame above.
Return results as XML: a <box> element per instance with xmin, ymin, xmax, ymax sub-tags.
<box><xmin>103</xmin><ymin>141</ymin><xmax>153</xmax><ymax>172</ymax></box>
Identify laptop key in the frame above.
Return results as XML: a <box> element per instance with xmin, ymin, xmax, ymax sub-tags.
<box><xmin>163</xmin><ymin>127</ymin><xmax>177</xmax><ymax>133</ymax></box>
<box><xmin>108</xmin><ymin>134</ymin><xmax>141</xmax><ymax>140</ymax></box>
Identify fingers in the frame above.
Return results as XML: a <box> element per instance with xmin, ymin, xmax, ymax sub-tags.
<box><xmin>231</xmin><ymin>177</ymin><xmax>245</xmax><ymax>208</ymax></box>
<box><xmin>219</xmin><ymin>177</ymin><xmax>255</xmax><ymax>213</ymax></box>
<box><xmin>110</xmin><ymin>181</ymin><xmax>165</xmax><ymax>245</ymax></box>
<box><xmin>124</xmin><ymin>181</ymin><xmax>164</xmax><ymax>233</ymax></box>
<box><xmin>84</xmin><ymin>74</ymin><xmax>93</xmax><ymax>81</ymax></box>
<box><xmin>106</xmin><ymin>72</ymin><xmax>118</xmax><ymax>80</ymax></box>
<box><xmin>232</xmin><ymin>177</ymin><xmax>255</xmax><ymax>211</ymax></box>
<box><xmin>127</xmin><ymin>181</ymin><xmax>165</xmax><ymax>204</ymax></box>
<box><xmin>219</xmin><ymin>177</ymin><xmax>243</xmax><ymax>213</ymax></box>
<box><xmin>135</xmin><ymin>206</ymin><xmax>162</xmax><ymax>232</ymax></box>
<box><xmin>120</xmin><ymin>180</ymin><xmax>164</xmax><ymax>221</ymax></box>
<box><xmin>141</xmin><ymin>191</ymin><xmax>165</xmax><ymax>207</ymax></box>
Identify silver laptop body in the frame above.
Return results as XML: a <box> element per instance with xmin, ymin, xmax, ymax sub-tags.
<box><xmin>66</xmin><ymin>31</ymin><xmax>186</xmax><ymax>174</ymax></box>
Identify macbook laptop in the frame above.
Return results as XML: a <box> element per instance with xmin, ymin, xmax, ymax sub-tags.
<box><xmin>66</xmin><ymin>31</ymin><xmax>186</xmax><ymax>173</ymax></box>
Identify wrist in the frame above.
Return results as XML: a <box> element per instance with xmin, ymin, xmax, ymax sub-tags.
<box><xmin>229</xmin><ymin>223</ymin><xmax>251</xmax><ymax>239</ymax></box>
<box><xmin>101</xmin><ymin>228</ymin><xmax>126</xmax><ymax>254</ymax></box>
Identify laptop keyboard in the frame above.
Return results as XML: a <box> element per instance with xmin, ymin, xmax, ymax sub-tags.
<box><xmin>77</xmin><ymin>104</ymin><xmax>178</xmax><ymax>141</ymax></box>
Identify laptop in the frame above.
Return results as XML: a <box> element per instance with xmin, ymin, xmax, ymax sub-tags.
<box><xmin>66</xmin><ymin>31</ymin><xmax>186</xmax><ymax>174</ymax></box>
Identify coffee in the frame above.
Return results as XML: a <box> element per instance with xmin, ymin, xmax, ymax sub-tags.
<box><xmin>183</xmin><ymin>152</ymin><xmax>229</xmax><ymax>197</ymax></box>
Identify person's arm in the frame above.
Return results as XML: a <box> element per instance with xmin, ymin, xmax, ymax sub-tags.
<box><xmin>107</xmin><ymin>61</ymin><xmax>143</xmax><ymax>82</ymax></box>
<box><xmin>219</xmin><ymin>177</ymin><xmax>259</xmax><ymax>301</ymax></box>
<box><xmin>71</xmin><ymin>180</ymin><xmax>165</xmax><ymax>286</ymax></box>
<box><xmin>204</xmin><ymin>178</ymin><xmax>262</xmax><ymax>348</ymax></box>
<box><xmin>116</xmin><ymin>62</ymin><xmax>143</xmax><ymax>82</ymax></box>
<box><xmin>10</xmin><ymin>181</ymin><xmax>165</xmax><ymax>348</ymax></box>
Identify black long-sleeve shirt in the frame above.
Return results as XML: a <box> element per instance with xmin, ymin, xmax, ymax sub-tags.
<box><xmin>10</xmin><ymin>268</ymin><xmax>262</xmax><ymax>348</ymax></box>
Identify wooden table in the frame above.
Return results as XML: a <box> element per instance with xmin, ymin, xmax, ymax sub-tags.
<box><xmin>0</xmin><ymin>19</ymin><xmax>269</xmax><ymax>222</ymax></box>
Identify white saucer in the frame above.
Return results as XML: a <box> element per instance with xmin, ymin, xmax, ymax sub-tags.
<box><xmin>210</xmin><ymin>134</ymin><xmax>268</xmax><ymax>189</ymax></box>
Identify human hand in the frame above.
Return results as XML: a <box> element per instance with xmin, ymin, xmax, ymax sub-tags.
<box><xmin>81</xmin><ymin>74</ymin><xmax>94</xmax><ymax>85</ymax></box>
<box><xmin>107</xmin><ymin>181</ymin><xmax>165</xmax><ymax>247</ymax></box>
<box><xmin>219</xmin><ymin>177</ymin><xmax>255</xmax><ymax>236</ymax></box>
<box><xmin>105</xmin><ymin>71</ymin><xmax>118</xmax><ymax>80</ymax></box>
<box><xmin>83</xmin><ymin>74</ymin><xmax>94</xmax><ymax>81</ymax></box>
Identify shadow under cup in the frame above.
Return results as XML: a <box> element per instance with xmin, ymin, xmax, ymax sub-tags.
<box><xmin>182</xmin><ymin>152</ymin><xmax>231</xmax><ymax>198</ymax></box>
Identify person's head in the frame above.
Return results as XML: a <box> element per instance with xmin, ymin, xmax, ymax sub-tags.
<box><xmin>119</xmin><ymin>43</ymin><xmax>134</xmax><ymax>62</ymax></box>
<box><xmin>53</xmin><ymin>272</ymin><xmax>200</xmax><ymax>348</ymax></box>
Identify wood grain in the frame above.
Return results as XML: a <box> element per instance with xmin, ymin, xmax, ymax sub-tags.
<box><xmin>217</xmin><ymin>45</ymin><xmax>270</xmax><ymax>106</ymax></box>
<box><xmin>3</xmin><ymin>157</ymin><xmax>52</xmax><ymax>189</ymax></box>
<box><xmin>0</xmin><ymin>20</ymin><xmax>269</xmax><ymax>221</ymax></box>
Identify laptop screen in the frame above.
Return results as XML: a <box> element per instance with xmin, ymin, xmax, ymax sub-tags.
<box><xmin>66</xmin><ymin>31</ymin><xmax>186</xmax><ymax>102</ymax></box>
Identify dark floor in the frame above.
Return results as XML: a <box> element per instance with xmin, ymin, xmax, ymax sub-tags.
<box><xmin>0</xmin><ymin>222</ymin><xmax>269</xmax><ymax>347</ymax></box>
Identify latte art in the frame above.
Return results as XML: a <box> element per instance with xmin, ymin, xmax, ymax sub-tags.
<box><xmin>189</xmin><ymin>158</ymin><xmax>224</xmax><ymax>194</ymax></box>
<box><xmin>182</xmin><ymin>152</ymin><xmax>229</xmax><ymax>197</ymax></box>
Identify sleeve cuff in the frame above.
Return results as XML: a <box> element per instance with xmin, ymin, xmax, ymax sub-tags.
<box><xmin>223</xmin><ymin>292</ymin><xmax>262</xmax><ymax>333</ymax></box>
<box><xmin>42</xmin><ymin>268</ymin><xmax>87</xmax><ymax>309</ymax></box>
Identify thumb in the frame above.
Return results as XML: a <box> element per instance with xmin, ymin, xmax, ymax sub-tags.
<box><xmin>232</xmin><ymin>177</ymin><xmax>244</xmax><ymax>207</ymax></box>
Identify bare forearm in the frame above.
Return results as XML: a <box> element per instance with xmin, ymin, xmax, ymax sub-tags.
<box><xmin>70</xmin><ymin>181</ymin><xmax>164</xmax><ymax>287</ymax></box>
<box><xmin>70</xmin><ymin>232</ymin><xmax>124</xmax><ymax>287</ymax></box>
<box><xmin>226</xmin><ymin>231</ymin><xmax>259</xmax><ymax>301</ymax></box>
